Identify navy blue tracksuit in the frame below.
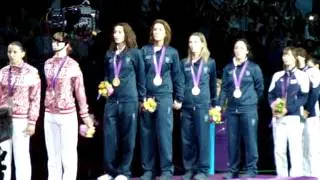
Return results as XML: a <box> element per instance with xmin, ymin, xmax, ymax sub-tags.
<box><xmin>268</xmin><ymin>68</ymin><xmax>309</xmax><ymax>116</ymax></box>
<box><xmin>180</xmin><ymin>58</ymin><xmax>217</xmax><ymax>174</ymax></box>
<box><xmin>218</xmin><ymin>60</ymin><xmax>264</xmax><ymax>175</ymax></box>
<box><xmin>140</xmin><ymin>45</ymin><xmax>184</xmax><ymax>176</ymax></box>
<box><xmin>103</xmin><ymin>48</ymin><xmax>146</xmax><ymax>177</ymax></box>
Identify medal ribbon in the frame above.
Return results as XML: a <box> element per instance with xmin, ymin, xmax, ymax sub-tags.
<box><xmin>153</xmin><ymin>47</ymin><xmax>166</xmax><ymax>77</ymax></box>
<box><xmin>281</xmin><ymin>71</ymin><xmax>291</xmax><ymax>98</ymax></box>
<box><xmin>51</xmin><ymin>57</ymin><xmax>67</xmax><ymax>89</ymax></box>
<box><xmin>8</xmin><ymin>63</ymin><xmax>24</xmax><ymax>96</ymax></box>
<box><xmin>232</xmin><ymin>61</ymin><xmax>248</xmax><ymax>90</ymax></box>
<box><xmin>190</xmin><ymin>60</ymin><xmax>204</xmax><ymax>88</ymax></box>
<box><xmin>113</xmin><ymin>55</ymin><xmax>122</xmax><ymax>79</ymax></box>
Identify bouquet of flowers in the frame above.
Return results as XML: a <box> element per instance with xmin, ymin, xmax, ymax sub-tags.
<box><xmin>143</xmin><ymin>98</ymin><xmax>157</xmax><ymax>113</ymax></box>
<box><xmin>208</xmin><ymin>107</ymin><xmax>222</xmax><ymax>124</ymax></box>
<box><xmin>98</xmin><ymin>81</ymin><xmax>114</xmax><ymax>98</ymax></box>
<box><xmin>79</xmin><ymin>124</ymin><xmax>96</xmax><ymax>138</ymax></box>
<box><xmin>271</xmin><ymin>98</ymin><xmax>287</xmax><ymax>118</ymax></box>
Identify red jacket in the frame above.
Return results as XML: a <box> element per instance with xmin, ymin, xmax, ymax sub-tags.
<box><xmin>0</xmin><ymin>63</ymin><xmax>41</xmax><ymax>124</ymax></box>
<box><xmin>44</xmin><ymin>56</ymin><xmax>89</xmax><ymax>119</ymax></box>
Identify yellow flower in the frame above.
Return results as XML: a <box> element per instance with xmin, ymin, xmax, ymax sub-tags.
<box><xmin>98</xmin><ymin>81</ymin><xmax>106</xmax><ymax>89</ymax></box>
<box><xmin>209</xmin><ymin>108</ymin><xmax>222</xmax><ymax>124</ymax></box>
<box><xmin>98</xmin><ymin>81</ymin><xmax>114</xmax><ymax>97</ymax></box>
<box><xmin>86</xmin><ymin>127</ymin><xmax>95</xmax><ymax>138</ymax></box>
<box><xmin>144</xmin><ymin>98</ymin><xmax>157</xmax><ymax>113</ymax></box>
<box><xmin>98</xmin><ymin>89</ymin><xmax>108</xmax><ymax>97</ymax></box>
<box><xmin>105</xmin><ymin>82</ymin><xmax>112</xmax><ymax>88</ymax></box>
<box><xmin>274</xmin><ymin>98</ymin><xmax>286</xmax><ymax>114</ymax></box>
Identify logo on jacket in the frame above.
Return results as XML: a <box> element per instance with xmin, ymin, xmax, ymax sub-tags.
<box><xmin>204</xmin><ymin>66</ymin><xmax>208</xmax><ymax>73</ymax></box>
<box><xmin>126</xmin><ymin>57</ymin><xmax>131</xmax><ymax>63</ymax></box>
<box><xmin>165</xmin><ymin>57</ymin><xmax>170</xmax><ymax>63</ymax></box>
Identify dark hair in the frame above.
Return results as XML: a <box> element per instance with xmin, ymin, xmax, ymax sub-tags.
<box><xmin>52</xmin><ymin>32</ymin><xmax>70</xmax><ymax>43</ymax></box>
<box><xmin>8</xmin><ymin>41</ymin><xmax>25</xmax><ymax>52</ymax></box>
<box><xmin>283</xmin><ymin>46</ymin><xmax>299</xmax><ymax>68</ymax></box>
<box><xmin>8</xmin><ymin>41</ymin><xmax>27</xmax><ymax>60</ymax></box>
<box><xmin>109</xmin><ymin>22</ymin><xmax>138</xmax><ymax>50</ymax></box>
<box><xmin>234</xmin><ymin>38</ymin><xmax>253</xmax><ymax>59</ymax></box>
<box><xmin>307</xmin><ymin>57</ymin><xmax>319</xmax><ymax>65</ymax></box>
<box><xmin>294</xmin><ymin>47</ymin><xmax>308</xmax><ymax>59</ymax></box>
<box><xmin>52</xmin><ymin>32</ymin><xmax>72</xmax><ymax>55</ymax></box>
<box><xmin>283</xmin><ymin>46</ymin><xmax>296</xmax><ymax>56</ymax></box>
<box><xmin>149</xmin><ymin>19</ymin><xmax>172</xmax><ymax>46</ymax></box>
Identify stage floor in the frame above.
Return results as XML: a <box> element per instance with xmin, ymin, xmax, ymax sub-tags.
<box><xmin>132</xmin><ymin>175</ymin><xmax>318</xmax><ymax>180</ymax></box>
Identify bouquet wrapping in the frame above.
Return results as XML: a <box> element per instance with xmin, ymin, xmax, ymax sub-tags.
<box><xmin>79</xmin><ymin>124</ymin><xmax>96</xmax><ymax>138</ymax></box>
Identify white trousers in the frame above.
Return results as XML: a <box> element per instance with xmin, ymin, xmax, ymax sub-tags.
<box><xmin>272</xmin><ymin>115</ymin><xmax>304</xmax><ymax>177</ymax></box>
<box><xmin>44</xmin><ymin>112</ymin><xmax>78</xmax><ymax>180</ymax></box>
<box><xmin>302</xmin><ymin>116</ymin><xmax>320</xmax><ymax>179</ymax></box>
<box><xmin>0</xmin><ymin>118</ymin><xmax>31</xmax><ymax>180</ymax></box>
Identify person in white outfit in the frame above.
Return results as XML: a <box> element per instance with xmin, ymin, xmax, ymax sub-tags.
<box><xmin>44</xmin><ymin>32</ymin><xmax>94</xmax><ymax>180</ymax></box>
<box><xmin>0</xmin><ymin>41</ymin><xmax>41</xmax><ymax>180</ymax></box>
<box><xmin>268</xmin><ymin>46</ymin><xmax>310</xmax><ymax>177</ymax></box>
<box><xmin>295</xmin><ymin>47</ymin><xmax>320</xmax><ymax>179</ymax></box>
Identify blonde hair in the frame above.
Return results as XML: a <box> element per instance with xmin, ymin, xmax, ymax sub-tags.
<box><xmin>187</xmin><ymin>32</ymin><xmax>210</xmax><ymax>63</ymax></box>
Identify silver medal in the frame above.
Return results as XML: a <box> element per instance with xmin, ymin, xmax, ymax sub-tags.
<box><xmin>233</xmin><ymin>88</ymin><xmax>242</xmax><ymax>98</ymax></box>
<box><xmin>192</xmin><ymin>86</ymin><xmax>201</xmax><ymax>96</ymax></box>
<box><xmin>153</xmin><ymin>76</ymin><xmax>163</xmax><ymax>86</ymax></box>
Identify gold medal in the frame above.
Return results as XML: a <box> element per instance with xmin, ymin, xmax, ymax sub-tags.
<box><xmin>153</xmin><ymin>76</ymin><xmax>162</xmax><ymax>86</ymax></box>
<box><xmin>112</xmin><ymin>77</ymin><xmax>121</xmax><ymax>87</ymax></box>
<box><xmin>192</xmin><ymin>86</ymin><xmax>200</xmax><ymax>96</ymax></box>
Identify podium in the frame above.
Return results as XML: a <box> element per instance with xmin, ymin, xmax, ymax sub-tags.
<box><xmin>209</xmin><ymin>123</ymin><xmax>215</xmax><ymax>175</ymax></box>
<box><xmin>209</xmin><ymin>122</ymin><xmax>228</xmax><ymax>175</ymax></box>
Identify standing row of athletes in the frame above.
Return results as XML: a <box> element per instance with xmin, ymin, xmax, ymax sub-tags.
<box><xmin>0</xmin><ymin>18</ymin><xmax>319</xmax><ymax>180</ymax></box>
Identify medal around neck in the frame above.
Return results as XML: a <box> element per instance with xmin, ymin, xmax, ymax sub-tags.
<box><xmin>153</xmin><ymin>75</ymin><xmax>162</xmax><ymax>86</ymax></box>
<box><xmin>232</xmin><ymin>61</ymin><xmax>248</xmax><ymax>99</ymax></box>
<box><xmin>112</xmin><ymin>77</ymin><xmax>120</xmax><ymax>87</ymax></box>
<box><xmin>190</xmin><ymin>60</ymin><xmax>203</xmax><ymax>96</ymax></box>
<box><xmin>153</xmin><ymin>47</ymin><xmax>166</xmax><ymax>87</ymax></box>
<box><xmin>233</xmin><ymin>88</ymin><xmax>242</xmax><ymax>98</ymax></box>
<box><xmin>113</xmin><ymin>55</ymin><xmax>122</xmax><ymax>88</ymax></box>
<box><xmin>192</xmin><ymin>86</ymin><xmax>201</xmax><ymax>96</ymax></box>
<box><xmin>7</xmin><ymin>97</ymin><xmax>13</xmax><ymax>107</ymax></box>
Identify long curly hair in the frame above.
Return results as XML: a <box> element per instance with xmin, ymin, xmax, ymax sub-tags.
<box><xmin>109</xmin><ymin>22</ymin><xmax>137</xmax><ymax>50</ymax></box>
